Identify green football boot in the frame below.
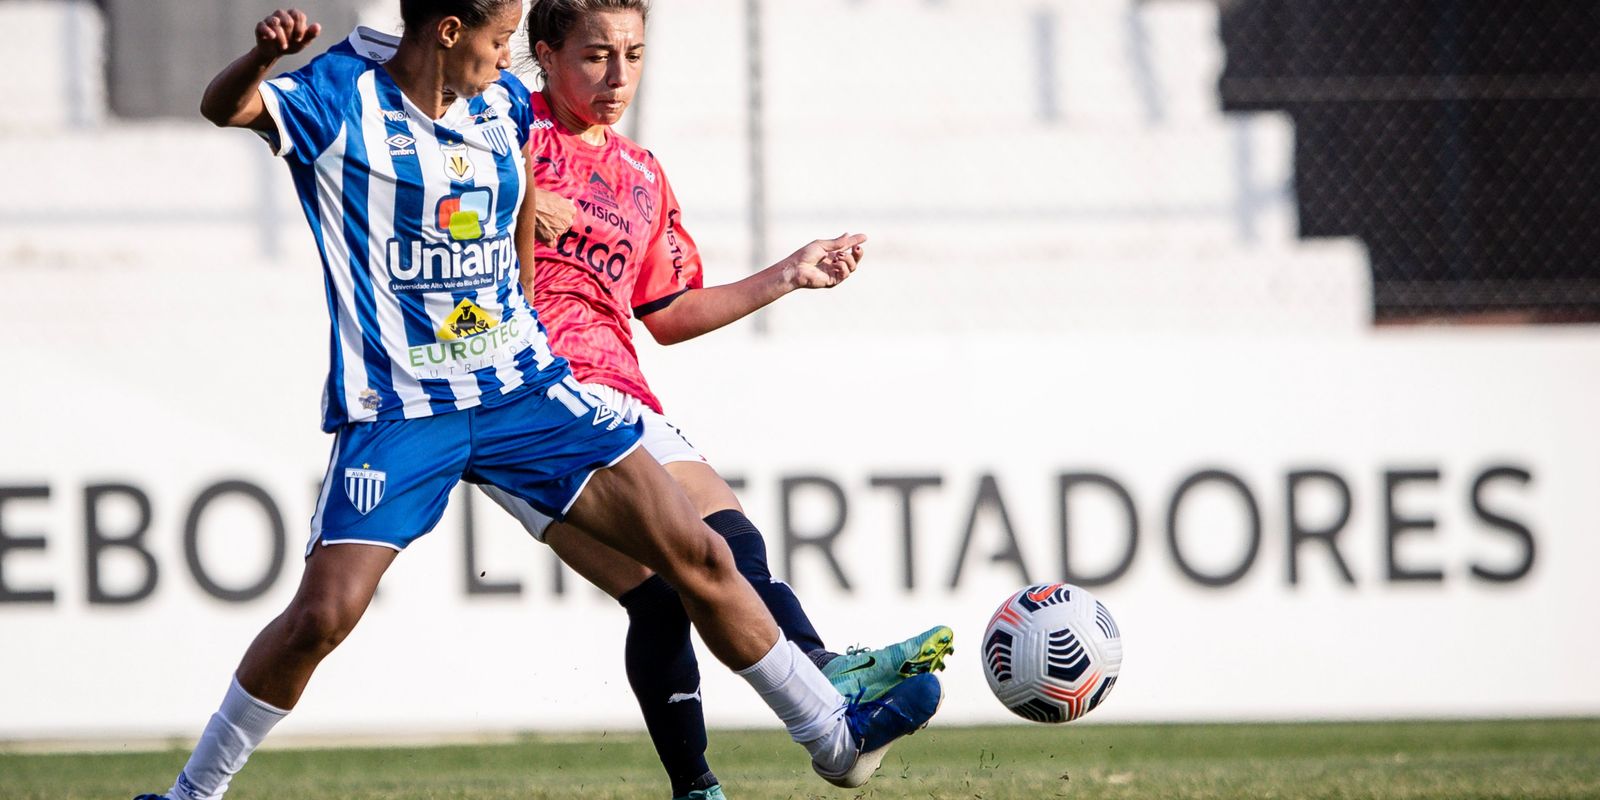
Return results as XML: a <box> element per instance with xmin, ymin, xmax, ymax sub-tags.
<box><xmin>673</xmin><ymin>786</ymin><xmax>726</xmax><ymax>800</ymax></box>
<box><xmin>822</xmin><ymin>625</ymin><xmax>954</xmax><ymax>702</ymax></box>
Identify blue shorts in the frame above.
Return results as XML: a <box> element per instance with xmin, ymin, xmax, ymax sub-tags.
<box><xmin>307</xmin><ymin>378</ymin><xmax>643</xmax><ymax>554</ymax></box>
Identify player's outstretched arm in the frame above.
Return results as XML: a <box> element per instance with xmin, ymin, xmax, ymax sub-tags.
<box><xmin>200</xmin><ymin>8</ymin><xmax>322</xmax><ymax>130</ymax></box>
<box><xmin>641</xmin><ymin>233</ymin><xmax>866</xmax><ymax>345</ymax></box>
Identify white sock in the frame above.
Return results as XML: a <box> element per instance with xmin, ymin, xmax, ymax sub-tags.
<box><xmin>735</xmin><ymin>638</ymin><xmax>856</xmax><ymax>773</ymax></box>
<box><xmin>167</xmin><ymin>676</ymin><xmax>289</xmax><ymax>800</ymax></box>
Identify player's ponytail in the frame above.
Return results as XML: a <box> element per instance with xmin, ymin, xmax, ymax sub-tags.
<box><xmin>399</xmin><ymin>0</ymin><xmax>520</xmax><ymax>33</ymax></box>
<box><xmin>525</xmin><ymin>0</ymin><xmax>652</xmax><ymax>85</ymax></box>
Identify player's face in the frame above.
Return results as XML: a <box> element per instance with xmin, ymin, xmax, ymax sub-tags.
<box><xmin>444</xmin><ymin>3</ymin><xmax>521</xmax><ymax>99</ymax></box>
<box><xmin>541</xmin><ymin>11</ymin><xmax>645</xmax><ymax>128</ymax></box>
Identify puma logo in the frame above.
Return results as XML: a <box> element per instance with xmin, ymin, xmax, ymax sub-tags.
<box><xmin>667</xmin><ymin>688</ymin><xmax>702</xmax><ymax>704</ymax></box>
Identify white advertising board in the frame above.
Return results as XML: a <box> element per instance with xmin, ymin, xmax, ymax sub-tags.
<box><xmin>1</xmin><ymin>266</ymin><xmax>1597</xmax><ymax>739</ymax></box>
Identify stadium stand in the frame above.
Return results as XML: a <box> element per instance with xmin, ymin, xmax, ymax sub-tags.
<box><xmin>0</xmin><ymin>0</ymin><xmax>1369</xmax><ymax>337</ymax></box>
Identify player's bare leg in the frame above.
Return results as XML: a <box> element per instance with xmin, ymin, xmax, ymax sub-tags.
<box><xmin>566</xmin><ymin>449</ymin><xmax>775</xmax><ymax>667</ymax></box>
<box><xmin>147</xmin><ymin>543</ymin><xmax>395</xmax><ymax>800</ymax></box>
<box><xmin>545</xmin><ymin>526</ymin><xmax>719</xmax><ymax>796</ymax></box>
<box><xmin>545</xmin><ymin>524</ymin><xmax>652</xmax><ymax>598</ymax></box>
<box><xmin>565</xmin><ymin>450</ymin><xmax>942</xmax><ymax>788</ymax></box>
<box><xmin>663</xmin><ymin>460</ymin><xmax>743</xmax><ymax>517</ymax></box>
<box><xmin>235</xmin><ymin>543</ymin><xmax>396</xmax><ymax>707</ymax></box>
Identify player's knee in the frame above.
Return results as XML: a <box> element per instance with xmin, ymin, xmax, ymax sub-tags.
<box><xmin>280</xmin><ymin>597</ymin><xmax>357</xmax><ymax>655</ymax></box>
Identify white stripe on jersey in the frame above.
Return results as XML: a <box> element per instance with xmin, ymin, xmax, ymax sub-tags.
<box><xmin>406</xmin><ymin>111</ymin><xmax>487</xmax><ymax>410</ymax></box>
<box><xmin>312</xmin><ymin>127</ymin><xmax>375</xmax><ymax>422</ymax></box>
<box><xmin>263</xmin><ymin>40</ymin><xmax>559</xmax><ymax>430</ymax></box>
<box><xmin>260</xmin><ymin>77</ymin><xmax>296</xmax><ymax>157</ymax></box>
<box><xmin>460</xmin><ymin>94</ymin><xmax>531</xmax><ymax>396</ymax></box>
<box><xmin>356</xmin><ymin>72</ymin><xmax>432</xmax><ymax>417</ymax></box>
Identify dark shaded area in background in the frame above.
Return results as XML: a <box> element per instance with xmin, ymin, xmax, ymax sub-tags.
<box><xmin>1219</xmin><ymin>1</ymin><xmax>1600</xmax><ymax>323</ymax></box>
<box><xmin>105</xmin><ymin>0</ymin><xmax>363</xmax><ymax>120</ymax></box>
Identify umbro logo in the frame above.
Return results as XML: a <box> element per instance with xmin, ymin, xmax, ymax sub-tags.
<box><xmin>592</xmin><ymin>405</ymin><xmax>622</xmax><ymax>430</ymax></box>
<box><xmin>386</xmin><ymin>133</ymin><xmax>416</xmax><ymax>156</ymax></box>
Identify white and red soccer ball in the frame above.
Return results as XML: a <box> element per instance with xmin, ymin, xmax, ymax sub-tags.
<box><xmin>982</xmin><ymin>583</ymin><xmax>1124</xmax><ymax>723</ymax></box>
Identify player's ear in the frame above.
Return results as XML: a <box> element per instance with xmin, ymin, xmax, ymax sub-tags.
<box><xmin>438</xmin><ymin>16</ymin><xmax>463</xmax><ymax>48</ymax></box>
<box><xmin>533</xmin><ymin>40</ymin><xmax>555</xmax><ymax>76</ymax></box>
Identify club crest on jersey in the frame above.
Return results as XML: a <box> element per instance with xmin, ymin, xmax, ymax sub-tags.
<box><xmin>632</xmin><ymin>185</ymin><xmax>656</xmax><ymax>224</ymax></box>
<box><xmin>358</xmin><ymin>388</ymin><xmax>382</xmax><ymax>411</ymax></box>
<box><xmin>483</xmin><ymin>123</ymin><xmax>512</xmax><ymax>157</ymax></box>
<box><xmin>344</xmin><ymin>466</ymin><xmax>386</xmax><ymax>516</ymax></box>
<box><xmin>441</xmin><ymin>141</ymin><xmax>475</xmax><ymax>182</ymax></box>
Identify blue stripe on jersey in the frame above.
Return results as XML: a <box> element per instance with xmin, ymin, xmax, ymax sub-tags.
<box><xmin>271</xmin><ymin>40</ymin><xmax>558</xmax><ymax>430</ymax></box>
<box><xmin>436</xmin><ymin>119</ymin><xmax>508</xmax><ymax>400</ymax></box>
<box><xmin>474</xmin><ymin>92</ymin><xmax>527</xmax><ymax>398</ymax></box>
<box><xmin>489</xmin><ymin>102</ymin><xmax>523</xmax><ymax>328</ymax></box>
<box><xmin>375</xmin><ymin>74</ymin><xmax>459</xmax><ymax>415</ymax></box>
<box><xmin>336</xmin><ymin>102</ymin><xmax>398</xmax><ymax>407</ymax></box>
<box><xmin>511</xmin><ymin>335</ymin><xmax>539</xmax><ymax>378</ymax></box>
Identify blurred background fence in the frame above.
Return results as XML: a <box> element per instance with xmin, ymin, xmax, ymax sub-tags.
<box><xmin>1220</xmin><ymin>1</ymin><xmax>1600</xmax><ymax>323</ymax></box>
<box><xmin>6</xmin><ymin>0</ymin><xmax>1598</xmax><ymax>324</ymax></box>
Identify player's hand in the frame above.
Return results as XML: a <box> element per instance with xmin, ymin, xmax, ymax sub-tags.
<box><xmin>532</xmin><ymin>189</ymin><xmax>578</xmax><ymax>245</ymax></box>
<box><xmin>254</xmin><ymin>9</ymin><xmax>322</xmax><ymax>61</ymax></box>
<box><xmin>784</xmin><ymin>233</ymin><xmax>866</xmax><ymax>289</ymax></box>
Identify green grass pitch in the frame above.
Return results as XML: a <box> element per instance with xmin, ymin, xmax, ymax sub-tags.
<box><xmin>4</xmin><ymin>719</ymin><xmax>1598</xmax><ymax>799</ymax></box>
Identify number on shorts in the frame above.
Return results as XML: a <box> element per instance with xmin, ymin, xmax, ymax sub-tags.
<box><xmin>546</xmin><ymin>375</ymin><xmax>599</xmax><ymax>418</ymax></box>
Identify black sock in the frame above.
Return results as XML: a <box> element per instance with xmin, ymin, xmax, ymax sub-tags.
<box><xmin>704</xmin><ymin>509</ymin><xmax>830</xmax><ymax>657</ymax></box>
<box><xmin>618</xmin><ymin>574</ymin><xmax>716</xmax><ymax>798</ymax></box>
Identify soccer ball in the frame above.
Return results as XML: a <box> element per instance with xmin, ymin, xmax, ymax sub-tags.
<box><xmin>982</xmin><ymin>583</ymin><xmax>1123</xmax><ymax>723</ymax></box>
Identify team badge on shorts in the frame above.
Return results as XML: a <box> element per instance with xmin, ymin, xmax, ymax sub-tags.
<box><xmin>344</xmin><ymin>465</ymin><xmax>387</xmax><ymax>515</ymax></box>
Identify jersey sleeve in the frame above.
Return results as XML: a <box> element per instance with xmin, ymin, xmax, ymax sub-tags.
<box><xmin>498</xmin><ymin>71</ymin><xmax>536</xmax><ymax>151</ymax></box>
<box><xmin>256</xmin><ymin>55</ymin><xmax>346</xmax><ymax>164</ymax></box>
<box><xmin>631</xmin><ymin>169</ymin><xmax>704</xmax><ymax>317</ymax></box>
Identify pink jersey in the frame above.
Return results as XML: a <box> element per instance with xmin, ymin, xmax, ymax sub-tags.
<box><xmin>525</xmin><ymin>93</ymin><xmax>703</xmax><ymax>414</ymax></box>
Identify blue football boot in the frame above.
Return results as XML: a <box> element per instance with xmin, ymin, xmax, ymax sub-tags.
<box><xmin>813</xmin><ymin>671</ymin><xmax>944</xmax><ymax>788</ymax></box>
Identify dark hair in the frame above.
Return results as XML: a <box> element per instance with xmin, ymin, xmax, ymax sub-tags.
<box><xmin>525</xmin><ymin>0</ymin><xmax>651</xmax><ymax>76</ymax></box>
<box><xmin>400</xmin><ymin>0</ymin><xmax>520</xmax><ymax>32</ymax></box>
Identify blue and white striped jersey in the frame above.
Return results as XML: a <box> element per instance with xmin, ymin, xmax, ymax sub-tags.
<box><xmin>258</xmin><ymin>27</ymin><xmax>565</xmax><ymax>432</ymax></box>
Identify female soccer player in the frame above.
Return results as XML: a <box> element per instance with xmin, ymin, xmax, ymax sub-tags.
<box><xmin>473</xmin><ymin>2</ymin><xmax>955</xmax><ymax>798</ymax></box>
<box><xmin>134</xmin><ymin>4</ymin><xmax>938</xmax><ymax>799</ymax></box>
